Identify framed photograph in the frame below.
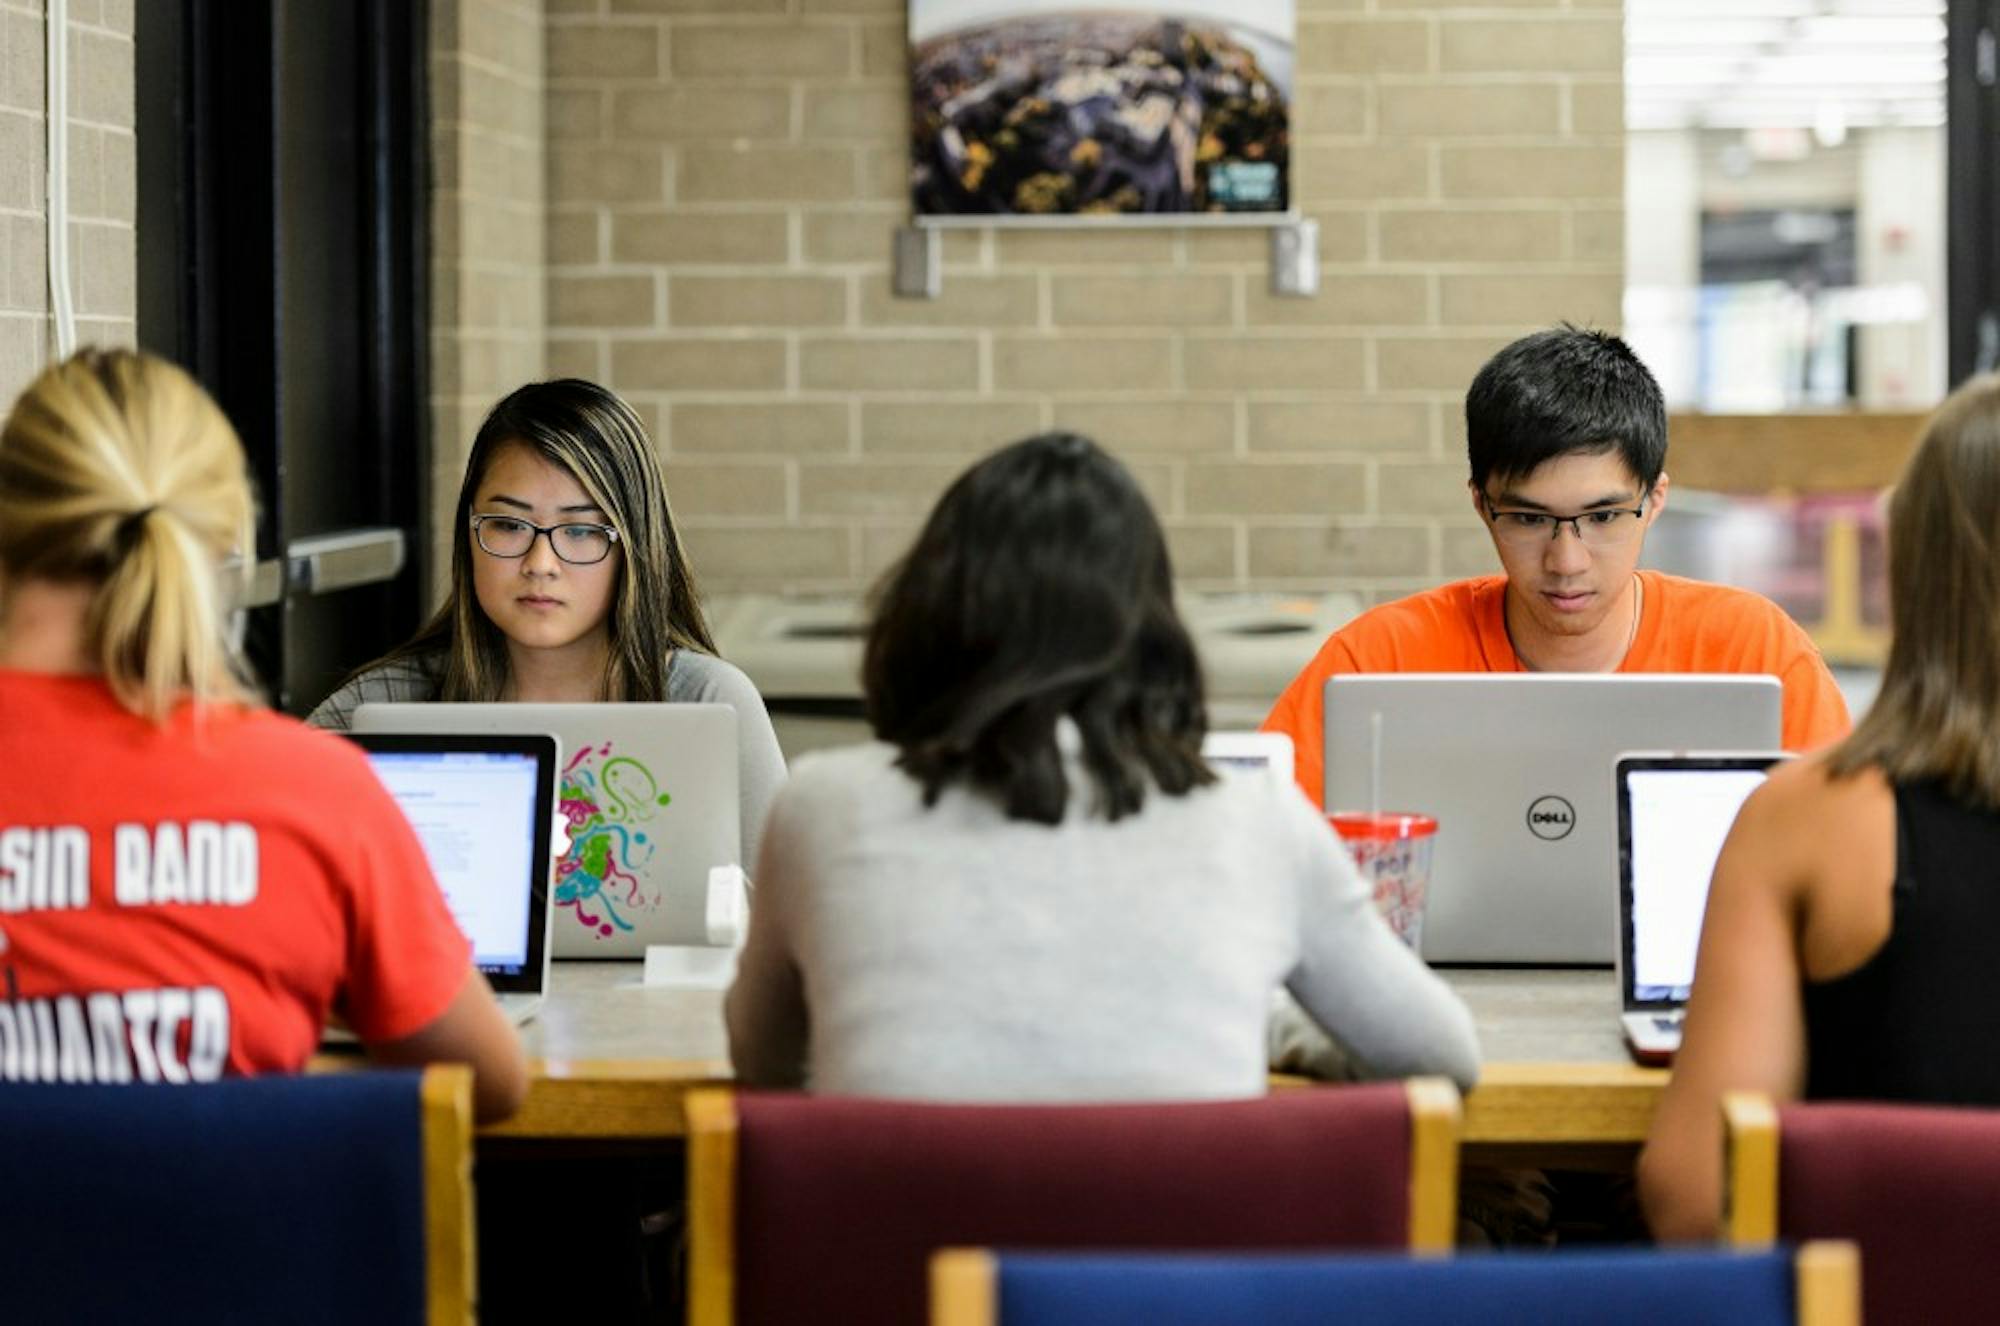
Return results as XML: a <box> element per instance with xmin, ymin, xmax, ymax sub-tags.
<box><xmin>910</xmin><ymin>0</ymin><xmax>1295</xmax><ymax>219</ymax></box>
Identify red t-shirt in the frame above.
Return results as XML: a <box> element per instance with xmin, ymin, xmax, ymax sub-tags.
<box><xmin>1262</xmin><ymin>571</ymin><xmax>1853</xmax><ymax>809</ymax></box>
<box><xmin>0</xmin><ymin>671</ymin><xmax>471</xmax><ymax>1083</ymax></box>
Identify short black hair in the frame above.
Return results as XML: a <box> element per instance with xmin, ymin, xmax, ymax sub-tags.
<box><xmin>1465</xmin><ymin>325</ymin><xmax>1667</xmax><ymax>493</ymax></box>
<box><xmin>863</xmin><ymin>431</ymin><xmax>1214</xmax><ymax>825</ymax></box>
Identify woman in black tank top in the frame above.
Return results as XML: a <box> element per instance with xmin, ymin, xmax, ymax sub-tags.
<box><xmin>1638</xmin><ymin>371</ymin><xmax>2000</xmax><ymax>1241</ymax></box>
<box><xmin>1804</xmin><ymin>780</ymin><xmax>2000</xmax><ymax>1103</ymax></box>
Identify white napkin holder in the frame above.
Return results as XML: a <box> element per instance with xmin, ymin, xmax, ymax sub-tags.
<box><xmin>642</xmin><ymin>864</ymin><xmax>748</xmax><ymax>989</ymax></box>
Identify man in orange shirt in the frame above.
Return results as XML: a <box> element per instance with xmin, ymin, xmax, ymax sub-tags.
<box><xmin>1264</xmin><ymin>325</ymin><xmax>1851</xmax><ymax>810</ymax></box>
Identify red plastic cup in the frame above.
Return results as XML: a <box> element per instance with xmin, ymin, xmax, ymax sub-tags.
<box><xmin>1329</xmin><ymin>812</ymin><xmax>1438</xmax><ymax>950</ymax></box>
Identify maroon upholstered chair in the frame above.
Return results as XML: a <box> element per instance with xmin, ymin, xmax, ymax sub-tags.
<box><xmin>686</xmin><ymin>1081</ymin><xmax>1460</xmax><ymax>1326</ymax></box>
<box><xmin>1727</xmin><ymin>1092</ymin><xmax>2000</xmax><ymax>1326</ymax></box>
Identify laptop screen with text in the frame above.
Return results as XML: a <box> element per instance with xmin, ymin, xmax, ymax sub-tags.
<box><xmin>365</xmin><ymin>749</ymin><xmax>543</xmax><ymax>976</ymax></box>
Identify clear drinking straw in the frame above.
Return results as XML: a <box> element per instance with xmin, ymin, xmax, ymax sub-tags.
<box><xmin>1369</xmin><ymin>710</ymin><xmax>1384</xmax><ymax>822</ymax></box>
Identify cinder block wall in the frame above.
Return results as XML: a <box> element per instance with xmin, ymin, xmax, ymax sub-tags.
<box><xmin>431</xmin><ymin>0</ymin><xmax>547</xmax><ymax>596</ymax></box>
<box><xmin>0</xmin><ymin>0</ymin><xmax>137</xmax><ymax>397</ymax></box>
<box><xmin>544</xmin><ymin>0</ymin><xmax>1623</xmax><ymax>600</ymax></box>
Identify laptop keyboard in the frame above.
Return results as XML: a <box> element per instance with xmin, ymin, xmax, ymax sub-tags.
<box><xmin>1652</xmin><ymin>1014</ymin><xmax>1684</xmax><ymax>1032</ymax></box>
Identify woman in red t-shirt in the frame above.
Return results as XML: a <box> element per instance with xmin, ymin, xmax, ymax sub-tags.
<box><xmin>0</xmin><ymin>348</ymin><xmax>526</xmax><ymax>1122</ymax></box>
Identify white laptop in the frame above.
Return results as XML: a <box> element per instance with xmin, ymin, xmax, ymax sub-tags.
<box><xmin>347</xmin><ymin>731</ymin><xmax>558</xmax><ymax>1026</ymax></box>
<box><xmin>1203</xmin><ymin>730</ymin><xmax>1294</xmax><ymax>783</ymax></box>
<box><xmin>353</xmin><ymin>703</ymin><xmax>741</xmax><ymax>958</ymax></box>
<box><xmin>1617</xmin><ymin>751</ymin><xmax>1788</xmax><ymax>1064</ymax></box>
<box><xmin>1323</xmin><ymin>674</ymin><xmax>1783</xmax><ymax>965</ymax></box>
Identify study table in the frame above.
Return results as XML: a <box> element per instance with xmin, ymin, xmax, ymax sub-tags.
<box><xmin>479</xmin><ymin>962</ymin><xmax>1665</xmax><ymax>1156</ymax></box>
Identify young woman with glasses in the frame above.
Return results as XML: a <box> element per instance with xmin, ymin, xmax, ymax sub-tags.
<box><xmin>310</xmin><ymin>379</ymin><xmax>785</xmax><ymax>865</ymax></box>
<box><xmin>0</xmin><ymin>348</ymin><xmax>526</xmax><ymax>1119</ymax></box>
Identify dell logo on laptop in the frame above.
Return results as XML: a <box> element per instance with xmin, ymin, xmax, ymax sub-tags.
<box><xmin>1526</xmin><ymin>795</ymin><xmax>1576</xmax><ymax>841</ymax></box>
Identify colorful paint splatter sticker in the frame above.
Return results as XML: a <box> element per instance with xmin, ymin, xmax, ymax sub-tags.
<box><xmin>555</xmin><ymin>741</ymin><xmax>671</xmax><ymax>939</ymax></box>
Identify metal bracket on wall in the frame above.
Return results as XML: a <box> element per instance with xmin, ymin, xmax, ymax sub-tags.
<box><xmin>1269</xmin><ymin>218</ymin><xmax>1319</xmax><ymax>298</ymax></box>
<box><xmin>892</xmin><ymin>224</ymin><xmax>941</xmax><ymax>299</ymax></box>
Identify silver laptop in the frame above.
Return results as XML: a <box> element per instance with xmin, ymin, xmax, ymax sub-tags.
<box><xmin>347</xmin><ymin>731</ymin><xmax>558</xmax><ymax>1025</ymax></box>
<box><xmin>1617</xmin><ymin>751</ymin><xmax>1788</xmax><ymax>1063</ymax></box>
<box><xmin>353</xmin><ymin>703</ymin><xmax>741</xmax><ymax>958</ymax></box>
<box><xmin>1323</xmin><ymin>674</ymin><xmax>1783</xmax><ymax>964</ymax></box>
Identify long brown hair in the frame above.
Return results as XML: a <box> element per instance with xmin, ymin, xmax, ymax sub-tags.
<box><xmin>0</xmin><ymin>348</ymin><xmax>257</xmax><ymax>719</ymax></box>
<box><xmin>1828</xmin><ymin>372</ymin><xmax>2000</xmax><ymax>807</ymax></box>
<box><xmin>366</xmin><ymin>379</ymin><xmax>714</xmax><ymax>702</ymax></box>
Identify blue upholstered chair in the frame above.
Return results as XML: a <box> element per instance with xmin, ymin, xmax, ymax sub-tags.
<box><xmin>0</xmin><ymin>1065</ymin><xmax>474</xmax><ymax>1326</ymax></box>
<box><xmin>929</xmin><ymin>1244</ymin><xmax>1860</xmax><ymax>1326</ymax></box>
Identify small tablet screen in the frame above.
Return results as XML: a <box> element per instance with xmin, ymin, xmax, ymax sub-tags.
<box><xmin>1625</xmin><ymin>763</ymin><xmax>1773</xmax><ymax>1002</ymax></box>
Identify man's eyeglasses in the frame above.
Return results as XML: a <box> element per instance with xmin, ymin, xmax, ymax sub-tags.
<box><xmin>470</xmin><ymin>513</ymin><xmax>621</xmax><ymax>565</ymax></box>
<box><xmin>1480</xmin><ymin>495</ymin><xmax>1648</xmax><ymax>550</ymax></box>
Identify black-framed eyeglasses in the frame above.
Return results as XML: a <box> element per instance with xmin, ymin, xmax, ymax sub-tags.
<box><xmin>1480</xmin><ymin>495</ymin><xmax>1649</xmax><ymax>550</ymax></box>
<box><xmin>470</xmin><ymin>513</ymin><xmax>621</xmax><ymax>565</ymax></box>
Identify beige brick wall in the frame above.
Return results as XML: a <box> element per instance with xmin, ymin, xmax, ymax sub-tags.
<box><xmin>544</xmin><ymin>0</ymin><xmax>1623</xmax><ymax>599</ymax></box>
<box><xmin>431</xmin><ymin>0</ymin><xmax>546</xmax><ymax>597</ymax></box>
<box><xmin>0</xmin><ymin>0</ymin><xmax>137</xmax><ymax>399</ymax></box>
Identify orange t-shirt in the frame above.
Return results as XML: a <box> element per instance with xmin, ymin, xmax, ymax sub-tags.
<box><xmin>1261</xmin><ymin>571</ymin><xmax>1853</xmax><ymax>809</ymax></box>
<box><xmin>0</xmin><ymin>671</ymin><xmax>471</xmax><ymax>1083</ymax></box>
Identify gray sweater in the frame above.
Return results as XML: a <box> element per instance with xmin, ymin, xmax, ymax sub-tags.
<box><xmin>306</xmin><ymin>650</ymin><xmax>788</xmax><ymax>869</ymax></box>
<box><xmin>726</xmin><ymin>737</ymin><xmax>1480</xmax><ymax>1102</ymax></box>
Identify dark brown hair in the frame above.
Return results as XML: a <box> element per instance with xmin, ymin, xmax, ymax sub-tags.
<box><xmin>863</xmin><ymin>431</ymin><xmax>1213</xmax><ymax>824</ymax></box>
<box><xmin>363</xmin><ymin>379</ymin><xmax>713</xmax><ymax>702</ymax></box>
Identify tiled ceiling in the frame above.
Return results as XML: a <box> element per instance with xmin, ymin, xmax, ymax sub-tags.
<box><xmin>1626</xmin><ymin>0</ymin><xmax>1948</xmax><ymax>131</ymax></box>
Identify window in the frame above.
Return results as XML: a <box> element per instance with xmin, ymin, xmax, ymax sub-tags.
<box><xmin>1624</xmin><ymin>0</ymin><xmax>1949</xmax><ymax>411</ymax></box>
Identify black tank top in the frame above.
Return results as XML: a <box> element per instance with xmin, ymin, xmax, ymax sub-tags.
<box><xmin>1804</xmin><ymin>779</ymin><xmax>2000</xmax><ymax>1103</ymax></box>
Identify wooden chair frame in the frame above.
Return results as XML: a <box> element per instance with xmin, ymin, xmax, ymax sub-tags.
<box><xmin>421</xmin><ymin>1064</ymin><xmax>477</xmax><ymax>1326</ymax></box>
<box><xmin>1405</xmin><ymin>1076</ymin><xmax>1461</xmax><ymax>1253</ymax></box>
<box><xmin>1794</xmin><ymin>1241</ymin><xmax>1863</xmax><ymax>1326</ymax></box>
<box><xmin>1723</xmin><ymin>1090</ymin><xmax>1781</xmax><ymax>1247</ymax></box>
<box><xmin>686</xmin><ymin>1086</ymin><xmax>739</xmax><ymax>1326</ymax></box>
<box><xmin>685</xmin><ymin>1078</ymin><xmax>1461</xmax><ymax>1326</ymax></box>
<box><xmin>929</xmin><ymin>1248</ymin><xmax>998</xmax><ymax>1326</ymax></box>
<box><xmin>927</xmin><ymin>1241</ymin><xmax>1860</xmax><ymax>1326</ymax></box>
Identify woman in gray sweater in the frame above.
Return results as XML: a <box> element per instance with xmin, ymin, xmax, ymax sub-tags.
<box><xmin>726</xmin><ymin>432</ymin><xmax>1477</xmax><ymax>1101</ymax></box>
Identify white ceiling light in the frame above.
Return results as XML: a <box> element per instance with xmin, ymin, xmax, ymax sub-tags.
<box><xmin>1626</xmin><ymin>0</ymin><xmax>1947</xmax><ymax>132</ymax></box>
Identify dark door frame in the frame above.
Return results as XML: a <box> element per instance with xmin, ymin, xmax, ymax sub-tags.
<box><xmin>1948</xmin><ymin>0</ymin><xmax>2000</xmax><ymax>383</ymax></box>
<box><xmin>135</xmin><ymin>0</ymin><xmax>429</xmax><ymax>710</ymax></box>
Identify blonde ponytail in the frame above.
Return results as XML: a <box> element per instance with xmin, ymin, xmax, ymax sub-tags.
<box><xmin>0</xmin><ymin>348</ymin><xmax>257</xmax><ymax>719</ymax></box>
